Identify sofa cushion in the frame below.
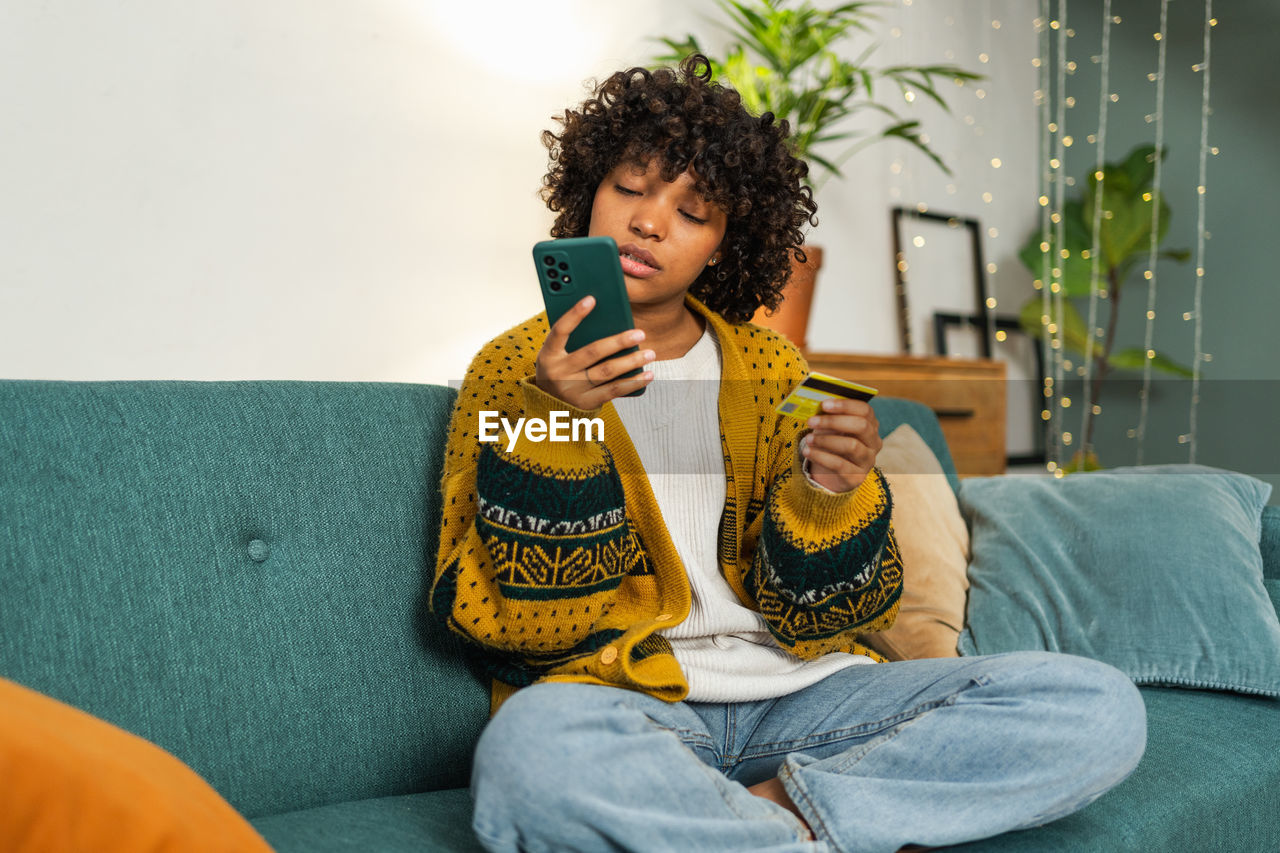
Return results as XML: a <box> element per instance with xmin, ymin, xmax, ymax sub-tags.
<box><xmin>870</xmin><ymin>396</ymin><xmax>960</xmax><ymax>493</ymax></box>
<box><xmin>957</xmin><ymin>465</ymin><xmax>1280</xmax><ymax>696</ymax></box>
<box><xmin>945</xmin><ymin>686</ymin><xmax>1280</xmax><ymax>851</ymax></box>
<box><xmin>0</xmin><ymin>381</ymin><xmax>490</xmax><ymax>819</ymax></box>
<box><xmin>0</xmin><ymin>677</ymin><xmax>271</xmax><ymax>853</ymax></box>
<box><xmin>859</xmin><ymin>424</ymin><xmax>969</xmax><ymax>660</ymax></box>
<box><xmin>252</xmin><ymin>788</ymin><xmax>484</xmax><ymax>853</ymax></box>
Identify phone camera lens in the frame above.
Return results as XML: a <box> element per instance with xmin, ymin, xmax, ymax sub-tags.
<box><xmin>561</xmin><ymin>275</ymin><xmax>572</xmax><ymax>284</ymax></box>
<box><xmin>558</xmin><ymin>262</ymin><xmax>569</xmax><ymax>271</ymax></box>
<box><xmin>548</xmin><ymin>280</ymin><xmax>562</xmax><ymax>292</ymax></box>
<box><xmin>547</xmin><ymin>268</ymin><xmax>559</xmax><ymax>279</ymax></box>
<box><xmin>542</xmin><ymin>256</ymin><xmax>555</xmax><ymax>266</ymax></box>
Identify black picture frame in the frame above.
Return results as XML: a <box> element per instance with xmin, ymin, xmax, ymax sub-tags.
<box><xmin>934</xmin><ymin>312</ymin><xmax>1047</xmax><ymax>467</ymax></box>
<box><xmin>891</xmin><ymin>207</ymin><xmax>991</xmax><ymax>357</ymax></box>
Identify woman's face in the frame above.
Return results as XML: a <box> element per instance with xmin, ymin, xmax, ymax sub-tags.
<box><xmin>587</xmin><ymin>159</ymin><xmax>728</xmax><ymax>311</ymax></box>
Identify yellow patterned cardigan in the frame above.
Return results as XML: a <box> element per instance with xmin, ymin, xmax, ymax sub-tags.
<box><xmin>431</xmin><ymin>295</ymin><xmax>902</xmax><ymax>714</ymax></box>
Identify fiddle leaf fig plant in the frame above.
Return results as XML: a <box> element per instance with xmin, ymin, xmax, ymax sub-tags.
<box><xmin>652</xmin><ymin>0</ymin><xmax>982</xmax><ymax>189</ymax></box>
<box><xmin>1018</xmin><ymin>144</ymin><xmax>1194</xmax><ymax>469</ymax></box>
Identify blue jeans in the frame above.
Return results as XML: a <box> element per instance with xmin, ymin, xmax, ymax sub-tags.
<box><xmin>470</xmin><ymin>651</ymin><xmax>1146</xmax><ymax>853</ymax></box>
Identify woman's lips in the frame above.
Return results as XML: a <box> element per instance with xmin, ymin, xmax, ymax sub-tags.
<box><xmin>618</xmin><ymin>244</ymin><xmax>660</xmax><ymax>278</ymax></box>
<box><xmin>619</xmin><ymin>253</ymin><xmax>659</xmax><ymax>278</ymax></box>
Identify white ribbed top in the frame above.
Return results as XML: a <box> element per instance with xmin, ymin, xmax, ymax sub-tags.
<box><xmin>612</xmin><ymin>325</ymin><xmax>872</xmax><ymax>702</ymax></box>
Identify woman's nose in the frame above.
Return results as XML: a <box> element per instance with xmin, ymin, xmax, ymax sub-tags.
<box><xmin>630</xmin><ymin>203</ymin><xmax>664</xmax><ymax>240</ymax></box>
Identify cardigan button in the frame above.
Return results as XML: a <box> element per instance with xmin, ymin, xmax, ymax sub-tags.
<box><xmin>599</xmin><ymin>646</ymin><xmax>618</xmax><ymax>665</ymax></box>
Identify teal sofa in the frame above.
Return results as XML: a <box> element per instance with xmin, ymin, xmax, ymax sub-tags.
<box><xmin>2</xmin><ymin>380</ymin><xmax>1278</xmax><ymax>851</ymax></box>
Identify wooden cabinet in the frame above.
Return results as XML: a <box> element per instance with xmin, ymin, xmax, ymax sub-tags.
<box><xmin>804</xmin><ymin>352</ymin><xmax>1007</xmax><ymax>477</ymax></box>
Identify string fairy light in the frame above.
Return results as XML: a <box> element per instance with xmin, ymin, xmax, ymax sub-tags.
<box><xmin>887</xmin><ymin>0</ymin><xmax>907</xmax><ymax>206</ymax></box>
<box><xmin>979</xmin><ymin>0</ymin><xmax>999</xmax><ymax>353</ymax></box>
<box><xmin>1133</xmin><ymin>0</ymin><xmax>1170</xmax><ymax>465</ymax></box>
<box><xmin>888</xmin><ymin>2</ymin><xmax>1019</xmax><ymax>382</ymax></box>
<box><xmin>1036</xmin><ymin>1</ymin><xmax>1056</xmax><ymax>471</ymax></box>
<box><xmin>1183</xmin><ymin>3</ymin><xmax>1215</xmax><ymax>461</ymax></box>
<box><xmin>1050</xmin><ymin>0</ymin><xmax>1070</xmax><ymax>474</ymax></box>
<box><xmin>1078</xmin><ymin>0</ymin><xmax>1113</xmax><ymax>464</ymax></box>
<box><xmin>893</xmin><ymin>0</ymin><xmax>994</xmax><ymax>359</ymax></box>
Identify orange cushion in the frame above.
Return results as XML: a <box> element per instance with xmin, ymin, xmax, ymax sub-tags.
<box><xmin>861</xmin><ymin>424</ymin><xmax>971</xmax><ymax>660</ymax></box>
<box><xmin>0</xmin><ymin>677</ymin><xmax>271</xmax><ymax>852</ymax></box>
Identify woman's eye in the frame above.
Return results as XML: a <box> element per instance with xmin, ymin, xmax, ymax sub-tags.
<box><xmin>614</xmin><ymin>184</ymin><xmax>640</xmax><ymax>196</ymax></box>
<box><xmin>681</xmin><ymin>211</ymin><xmax>708</xmax><ymax>225</ymax></box>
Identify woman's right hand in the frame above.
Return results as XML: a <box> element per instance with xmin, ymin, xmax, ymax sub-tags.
<box><xmin>536</xmin><ymin>296</ymin><xmax>656</xmax><ymax>409</ymax></box>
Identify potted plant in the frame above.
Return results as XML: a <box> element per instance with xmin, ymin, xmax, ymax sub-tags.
<box><xmin>653</xmin><ymin>0</ymin><xmax>981</xmax><ymax>347</ymax></box>
<box><xmin>1016</xmin><ymin>144</ymin><xmax>1193</xmax><ymax>470</ymax></box>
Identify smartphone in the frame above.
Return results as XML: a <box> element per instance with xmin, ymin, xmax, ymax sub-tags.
<box><xmin>533</xmin><ymin>236</ymin><xmax>644</xmax><ymax>397</ymax></box>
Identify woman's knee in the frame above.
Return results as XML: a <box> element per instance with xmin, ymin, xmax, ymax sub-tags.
<box><xmin>1067</xmin><ymin>655</ymin><xmax>1147</xmax><ymax>772</ymax></box>
<box><xmin>1001</xmin><ymin>651</ymin><xmax>1147</xmax><ymax>776</ymax></box>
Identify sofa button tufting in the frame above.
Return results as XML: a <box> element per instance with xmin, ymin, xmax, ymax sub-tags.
<box><xmin>247</xmin><ymin>539</ymin><xmax>271</xmax><ymax>562</ymax></box>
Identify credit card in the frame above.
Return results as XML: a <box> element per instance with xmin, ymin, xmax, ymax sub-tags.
<box><xmin>776</xmin><ymin>371</ymin><xmax>879</xmax><ymax>420</ymax></box>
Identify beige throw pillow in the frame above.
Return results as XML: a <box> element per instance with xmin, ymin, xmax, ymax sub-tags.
<box><xmin>861</xmin><ymin>424</ymin><xmax>971</xmax><ymax>660</ymax></box>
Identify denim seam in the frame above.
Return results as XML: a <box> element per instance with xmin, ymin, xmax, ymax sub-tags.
<box><xmin>734</xmin><ymin>691</ymin><xmax>965</xmax><ymax>765</ymax></box>
<box><xmin>778</xmin><ymin>759</ymin><xmax>839</xmax><ymax>851</ymax></box>
<box><xmin>642</xmin><ymin>715</ymin><xmax>718</xmax><ymax>753</ymax></box>
<box><xmin>824</xmin><ymin>717</ymin><xmax>916</xmax><ymax>776</ymax></box>
<box><xmin>621</xmin><ymin>710</ymin><xmax>810</xmax><ymax>845</ymax></box>
<box><xmin>773</xmin><ymin>685</ymin><xmax>981</xmax><ymax>852</ymax></box>
<box><xmin>725</xmin><ymin>704</ymin><xmax>738</xmax><ymax>773</ymax></box>
<box><xmin>778</xmin><ymin>716</ymin><xmax>925</xmax><ymax>853</ymax></box>
<box><xmin>671</xmin><ymin>727</ymin><xmax>716</xmax><ymax>747</ymax></box>
<box><xmin>688</xmin><ymin>752</ymin><xmax>801</xmax><ymax>837</ymax></box>
<box><xmin>828</xmin><ymin>684</ymin><xmax>976</xmax><ymax>775</ymax></box>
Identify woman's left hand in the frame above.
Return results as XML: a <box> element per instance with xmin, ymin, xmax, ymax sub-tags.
<box><xmin>800</xmin><ymin>399</ymin><xmax>882</xmax><ymax>493</ymax></box>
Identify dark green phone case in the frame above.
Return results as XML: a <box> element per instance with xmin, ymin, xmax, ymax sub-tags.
<box><xmin>533</xmin><ymin>236</ymin><xmax>644</xmax><ymax>396</ymax></box>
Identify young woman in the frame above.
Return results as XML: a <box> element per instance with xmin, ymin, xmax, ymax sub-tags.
<box><xmin>431</xmin><ymin>55</ymin><xmax>1145</xmax><ymax>853</ymax></box>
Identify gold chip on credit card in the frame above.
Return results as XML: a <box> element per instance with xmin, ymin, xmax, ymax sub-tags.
<box><xmin>776</xmin><ymin>371</ymin><xmax>879</xmax><ymax>420</ymax></box>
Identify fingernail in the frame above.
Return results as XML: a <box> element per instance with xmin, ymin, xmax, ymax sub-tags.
<box><xmin>642</xmin><ymin>350</ymin><xmax>656</xmax><ymax>362</ymax></box>
<box><xmin>582</xmin><ymin>295</ymin><xmax>595</xmax><ymax>307</ymax></box>
<box><xmin>821</xmin><ymin>400</ymin><xmax>838</xmax><ymax>411</ymax></box>
<box><xmin>807</xmin><ymin>416</ymin><xmax>821</xmax><ymax>428</ymax></box>
<box><xmin>630</xmin><ymin>330</ymin><xmax>646</xmax><ymax>342</ymax></box>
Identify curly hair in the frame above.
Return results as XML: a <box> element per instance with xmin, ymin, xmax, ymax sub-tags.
<box><xmin>540</xmin><ymin>54</ymin><xmax>818</xmax><ymax>323</ymax></box>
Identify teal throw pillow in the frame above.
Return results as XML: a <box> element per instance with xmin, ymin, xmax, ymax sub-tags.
<box><xmin>957</xmin><ymin>465</ymin><xmax>1280</xmax><ymax>697</ymax></box>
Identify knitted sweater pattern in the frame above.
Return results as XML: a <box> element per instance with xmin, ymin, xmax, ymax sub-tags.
<box><xmin>431</xmin><ymin>296</ymin><xmax>903</xmax><ymax>712</ymax></box>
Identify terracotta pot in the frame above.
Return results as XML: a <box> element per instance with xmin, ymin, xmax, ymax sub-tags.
<box><xmin>750</xmin><ymin>245</ymin><xmax>823</xmax><ymax>350</ymax></box>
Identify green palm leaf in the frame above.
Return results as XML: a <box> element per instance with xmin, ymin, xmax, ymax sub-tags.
<box><xmin>649</xmin><ymin>0</ymin><xmax>981</xmax><ymax>187</ymax></box>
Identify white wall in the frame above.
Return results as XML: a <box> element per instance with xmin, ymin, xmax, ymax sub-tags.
<box><xmin>0</xmin><ymin>0</ymin><xmax>1037</xmax><ymax>385</ymax></box>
